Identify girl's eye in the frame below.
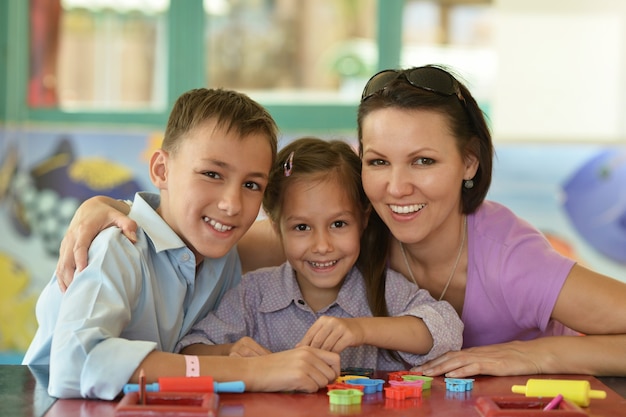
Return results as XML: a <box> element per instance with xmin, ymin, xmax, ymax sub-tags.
<box><xmin>331</xmin><ymin>221</ymin><xmax>347</xmax><ymax>229</ymax></box>
<box><xmin>414</xmin><ymin>157</ymin><xmax>435</xmax><ymax>166</ymax></box>
<box><xmin>295</xmin><ymin>224</ymin><xmax>310</xmax><ymax>231</ymax></box>
<box><xmin>243</xmin><ymin>181</ymin><xmax>261</xmax><ymax>191</ymax></box>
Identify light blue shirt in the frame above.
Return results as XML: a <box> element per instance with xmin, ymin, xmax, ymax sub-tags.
<box><xmin>22</xmin><ymin>192</ymin><xmax>241</xmax><ymax>399</ymax></box>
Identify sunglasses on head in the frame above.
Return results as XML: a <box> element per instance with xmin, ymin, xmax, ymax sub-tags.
<box><xmin>361</xmin><ymin>66</ymin><xmax>465</xmax><ymax>104</ymax></box>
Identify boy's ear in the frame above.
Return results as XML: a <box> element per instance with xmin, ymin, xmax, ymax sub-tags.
<box><xmin>149</xmin><ymin>149</ymin><xmax>169</xmax><ymax>189</ymax></box>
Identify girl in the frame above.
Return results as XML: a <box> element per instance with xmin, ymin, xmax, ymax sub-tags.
<box><xmin>178</xmin><ymin>137</ymin><xmax>463</xmax><ymax>370</ymax></box>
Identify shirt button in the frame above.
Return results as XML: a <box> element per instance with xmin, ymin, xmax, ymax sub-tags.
<box><xmin>297</xmin><ymin>299</ymin><xmax>305</xmax><ymax>305</ymax></box>
<box><xmin>181</xmin><ymin>253</ymin><xmax>190</xmax><ymax>262</ymax></box>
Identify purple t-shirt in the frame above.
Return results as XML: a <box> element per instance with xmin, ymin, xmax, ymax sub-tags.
<box><xmin>462</xmin><ymin>200</ymin><xmax>578</xmax><ymax>348</ymax></box>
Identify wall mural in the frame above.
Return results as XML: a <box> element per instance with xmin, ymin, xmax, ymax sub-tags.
<box><xmin>0</xmin><ymin>128</ymin><xmax>624</xmax><ymax>363</ymax></box>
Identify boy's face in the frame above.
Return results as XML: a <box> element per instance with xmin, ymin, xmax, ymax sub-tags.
<box><xmin>278</xmin><ymin>177</ymin><xmax>363</xmax><ymax>306</ymax></box>
<box><xmin>152</xmin><ymin>119</ymin><xmax>272</xmax><ymax>262</ymax></box>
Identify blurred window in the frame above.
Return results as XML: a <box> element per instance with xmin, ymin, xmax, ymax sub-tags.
<box><xmin>28</xmin><ymin>0</ymin><xmax>168</xmax><ymax>110</ymax></box>
<box><xmin>400</xmin><ymin>0</ymin><xmax>495</xmax><ymax>104</ymax></box>
<box><xmin>204</xmin><ymin>0</ymin><xmax>376</xmax><ymax>103</ymax></box>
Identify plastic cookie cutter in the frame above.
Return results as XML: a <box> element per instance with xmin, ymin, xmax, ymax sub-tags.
<box><xmin>387</xmin><ymin>371</ymin><xmax>423</xmax><ymax>382</ymax></box>
<box><xmin>400</xmin><ymin>375</ymin><xmax>433</xmax><ymax>390</ymax></box>
<box><xmin>384</xmin><ymin>384</ymin><xmax>423</xmax><ymax>400</ymax></box>
<box><xmin>336</xmin><ymin>375</ymin><xmax>368</xmax><ymax>384</ymax></box>
<box><xmin>388</xmin><ymin>379</ymin><xmax>423</xmax><ymax>398</ymax></box>
<box><xmin>340</xmin><ymin>367</ymin><xmax>375</xmax><ymax>378</ymax></box>
<box><xmin>345</xmin><ymin>378</ymin><xmax>385</xmax><ymax>394</ymax></box>
<box><xmin>327</xmin><ymin>382</ymin><xmax>364</xmax><ymax>392</ymax></box>
<box><xmin>327</xmin><ymin>389</ymin><xmax>364</xmax><ymax>405</ymax></box>
<box><xmin>445</xmin><ymin>378</ymin><xmax>475</xmax><ymax>392</ymax></box>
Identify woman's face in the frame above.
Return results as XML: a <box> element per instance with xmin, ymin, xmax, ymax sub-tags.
<box><xmin>360</xmin><ymin>107</ymin><xmax>477</xmax><ymax>246</ymax></box>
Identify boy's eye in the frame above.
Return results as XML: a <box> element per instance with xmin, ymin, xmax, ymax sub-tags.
<box><xmin>243</xmin><ymin>181</ymin><xmax>261</xmax><ymax>191</ymax></box>
<box><xmin>414</xmin><ymin>157</ymin><xmax>434</xmax><ymax>166</ymax></box>
<box><xmin>295</xmin><ymin>224</ymin><xmax>310</xmax><ymax>231</ymax></box>
<box><xmin>331</xmin><ymin>221</ymin><xmax>347</xmax><ymax>229</ymax></box>
<box><xmin>204</xmin><ymin>171</ymin><xmax>221</xmax><ymax>179</ymax></box>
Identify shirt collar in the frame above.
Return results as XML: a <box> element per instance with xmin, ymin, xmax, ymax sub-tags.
<box><xmin>129</xmin><ymin>192</ymin><xmax>188</xmax><ymax>253</ymax></box>
<box><xmin>257</xmin><ymin>263</ymin><xmax>370</xmax><ymax>317</ymax></box>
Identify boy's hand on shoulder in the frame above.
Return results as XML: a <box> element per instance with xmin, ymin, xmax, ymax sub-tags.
<box><xmin>229</xmin><ymin>336</ymin><xmax>271</xmax><ymax>357</ymax></box>
<box><xmin>297</xmin><ymin>316</ymin><xmax>365</xmax><ymax>353</ymax></box>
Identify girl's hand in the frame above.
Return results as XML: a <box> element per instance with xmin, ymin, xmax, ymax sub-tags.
<box><xmin>412</xmin><ymin>341</ymin><xmax>543</xmax><ymax>378</ymax></box>
<box><xmin>229</xmin><ymin>336</ymin><xmax>272</xmax><ymax>357</ymax></box>
<box><xmin>297</xmin><ymin>316</ymin><xmax>365</xmax><ymax>353</ymax></box>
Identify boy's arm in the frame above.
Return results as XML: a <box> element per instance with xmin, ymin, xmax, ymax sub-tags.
<box><xmin>181</xmin><ymin>343</ymin><xmax>233</xmax><ymax>356</ymax></box>
<box><xmin>56</xmin><ymin>195</ymin><xmax>137</xmax><ymax>291</ymax></box>
<box><xmin>48</xmin><ymin>232</ymin><xmax>151</xmax><ymax>399</ymax></box>
<box><xmin>182</xmin><ymin>337</ymin><xmax>272</xmax><ymax>357</ymax></box>
<box><xmin>133</xmin><ymin>347</ymin><xmax>340</xmax><ymax>393</ymax></box>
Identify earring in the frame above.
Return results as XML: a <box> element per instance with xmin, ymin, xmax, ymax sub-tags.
<box><xmin>464</xmin><ymin>179</ymin><xmax>474</xmax><ymax>189</ymax></box>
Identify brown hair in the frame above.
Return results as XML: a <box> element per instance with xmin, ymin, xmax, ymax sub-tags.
<box><xmin>357</xmin><ymin>65</ymin><xmax>494</xmax><ymax>275</ymax></box>
<box><xmin>263</xmin><ymin>137</ymin><xmax>394</xmax><ymax>342</ymax></box>
<box><xmin>162</xmin><ymin>88</ymin><xmax>278</xmax><ymax>163</ymax></box>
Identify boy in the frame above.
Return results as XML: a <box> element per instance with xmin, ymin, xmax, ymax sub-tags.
<box><xmin>23</xmin><ymin>88</ymin><xmax>339</xmax><ymax>399</ymax></box>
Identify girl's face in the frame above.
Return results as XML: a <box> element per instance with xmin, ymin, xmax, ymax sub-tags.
<box><xmin>360</xmin><ymin>107</ymin><xmax>477</xmax><ymax>246</ymax></box>
<box><xmin>278</xmin><ymin>176</ymin><xmax>364</xmax><ymax>304</ymax></box>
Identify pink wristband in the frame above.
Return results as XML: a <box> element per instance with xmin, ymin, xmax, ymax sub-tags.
<box><xmin>184</xmin><ymin>355</ymin><xmax>200</xmax><ymax>377</ymax></box>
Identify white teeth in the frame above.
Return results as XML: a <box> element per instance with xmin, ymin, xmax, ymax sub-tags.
<box><xmin>309</xmin><ymin>260</ymin><xmax>338</xmax><ymax>268</ymax></box>
<box><xmin>389</xmin><ymin>203</ymin><xmax>426</xmax><ymax>214</ymax></box>
<box><xmin>203</xmin><ymin>217</ymin><xmax>233</xmax><ymax>232</ymax></box>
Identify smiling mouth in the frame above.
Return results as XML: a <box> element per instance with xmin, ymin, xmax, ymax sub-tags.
<box><xmin>389</xmin><ymin>203</ymin><xmax>426</xmax><ymax>214</ymax></box>
<box><xmin>203</xmin><ymin>216</ymin><xmax>233</xmax><ymax>232</ymax></box>
<box><xmin>308</xmin><ymin>260</ymin><xmax>338</xmax><ymax>268</ymax></box>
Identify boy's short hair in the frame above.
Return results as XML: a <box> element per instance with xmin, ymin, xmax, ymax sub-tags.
<box><xmin>162</xmin><ymin>88</ymin><xmax>278</xmax><ymax>162</ymax></box>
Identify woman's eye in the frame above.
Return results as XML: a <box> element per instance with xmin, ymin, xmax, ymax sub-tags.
<box><xmin>414</xmin><ymin>157</ymin><xmax>434</xmax><ymax>166</ymax></box>
<box><xmin>368</xmin><ymin>159</ymin><xmax>387</xmax><ymax>166</ymax></box>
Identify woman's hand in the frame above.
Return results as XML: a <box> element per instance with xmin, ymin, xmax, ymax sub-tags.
<box><xmin>56</xmin><ymin>196</ymin><xmax>137</xmax><ymax>292</ymax></box>
<box><xmin>412</xmin><ymin>340</ymin><xmax>543</xmax><ymax>378</ymax></box>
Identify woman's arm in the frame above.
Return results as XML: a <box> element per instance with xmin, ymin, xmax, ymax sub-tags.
<box><xmin>56</xmin><ymin>196</ymin><xmax>137</xmax><ymax>291</ymax></box>
<box><xmin>413</xmin><ymin>264</ymin><xmax>626</xmax><ymax>377</ymax></box>
<box><xmin>236</xmin><ymin>218</ymin><xmax>285</xmax><ymax>273</ymax></box>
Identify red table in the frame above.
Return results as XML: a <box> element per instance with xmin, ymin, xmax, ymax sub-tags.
<box><xmin>42</xmin><ymin>374</ymin><xmax>626</xmax><ymax>417</ymax></box>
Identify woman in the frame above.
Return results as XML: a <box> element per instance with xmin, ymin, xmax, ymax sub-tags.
<box><xmin>55</xmin><ymin>66</ymin><xmax>626</xmax><ymax>378</ymax></box>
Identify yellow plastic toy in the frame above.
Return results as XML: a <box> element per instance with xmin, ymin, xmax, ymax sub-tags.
<box><xmin>511</xmin><ymin>378</ymin><xmax>606</xmax><ymax>407</ymax></box>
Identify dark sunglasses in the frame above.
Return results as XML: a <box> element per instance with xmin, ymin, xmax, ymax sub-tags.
<box><xmin>361</xmin><ymin>66</ymin><xmax>465</xmax><ymax>104</ymax></box>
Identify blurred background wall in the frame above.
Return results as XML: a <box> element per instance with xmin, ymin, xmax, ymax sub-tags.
<box><xmin>1</xmin><ymin>0</ymin><xmax>625</xmax><ymax>363</ymax></box>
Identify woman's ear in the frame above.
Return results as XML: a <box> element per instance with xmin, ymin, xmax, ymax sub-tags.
<box><xmin>149</xmin><ymin>149</ymin><xmax>169</xmax><ymax>190</ymax></box>
<box><xmin>464</xmin><ymin>138</ymin><xmax>480</xmax><ymax>180</ymax></box>
<box><xmin>361</xmin><ymin>205</ymin><xmax>372</xmax><ymax>232</ymax></box>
